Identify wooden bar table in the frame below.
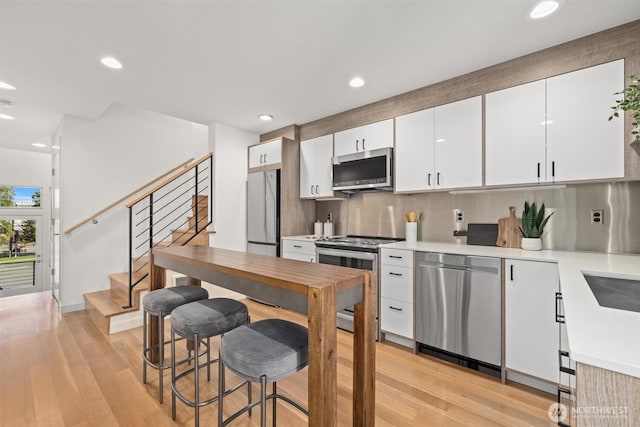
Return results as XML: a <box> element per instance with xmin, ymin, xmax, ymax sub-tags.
<box><xmin>149</xmin><ymin>246</ymin><xmax>376</xmax><ymax>426</ymax></box>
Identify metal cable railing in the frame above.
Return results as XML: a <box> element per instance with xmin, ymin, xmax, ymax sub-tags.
<box><xmin>125</xmin><ymin>153</ymin><xmax>213</xmax><ymax>308</ymax></box>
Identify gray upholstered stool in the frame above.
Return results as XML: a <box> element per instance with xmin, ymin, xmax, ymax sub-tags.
<box><xmin>170</xmin><ymin>298</ymin><xmax>249</xmax><ymax>427</ymax></box>
<box><xmin>142</xmin><ymin>285</ymin><xmax>209</xmax><ymax>403</ymax></box>
<box><xmin>218</xmin><ymin>319</ymin><xmax>309</xmax><ymax>427</ymax></box>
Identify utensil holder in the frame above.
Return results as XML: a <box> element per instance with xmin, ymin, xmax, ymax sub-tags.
<box><xmin>405</xmin><ymin>222</ymin><xmax>417</xmax><ymax>243</ymax></box>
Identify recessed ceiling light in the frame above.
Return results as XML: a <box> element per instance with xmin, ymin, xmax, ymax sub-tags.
<box><xmin>32</xmin><ymin>142</ymin><xmax>47</xmax><ymax>148</ymax></box>
<box><xmin>0</xmin><ymin>113</ymin><xmax>15</xmax><ymax>120</ymax></box>
<box><xmin>529</xmin><ymin>1</ymin><xmax>560</xmax><ymax>19</ymax></box>
<box><xmin>0</xmin><ymin>99</ymin><xmax>14</xmax><ymax>108</ymax></box>
<box><xmin>100</xmin><ymin>56</ymin><xmax>123</xmax><ymax>69</ymax></box>
<box><xmin>0</xmin><ymin>81</ymin><xmax>16</xmax><ymax>90</ymax></box>
<box><xmin>258</xmin><ymin>114</ymin><xmax>273</xmax><ymax>121</ymax></box>
<box><xmin>349</xmin><ymin>77</ymin><xmax>365</xmax><ymax>88</ymax></box>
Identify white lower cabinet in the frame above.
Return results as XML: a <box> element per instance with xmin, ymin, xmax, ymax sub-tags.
<box><xmin>281</xmin><ymin>239</ymin><xmax>316</xmax><ymax>263</ymax></box>
<box><xmin>380</xmin><ymin>249</ymin><xmax>414</xmax><ymax>340</ymax></box>
<box><xmin>505</xmin><ymin>259</ymin><xmax>560</xmax><ymax>383</ymax></box>
<box><xmin>380</xmin><ymin>298</ymin><xmax>413</xmax><ymax>338</ymax></box>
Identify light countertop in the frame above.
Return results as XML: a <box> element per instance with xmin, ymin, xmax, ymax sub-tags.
<box><xmin>382</xmin><ymin>241</ymin><xmax>640</xmax><ymax>378</ymax></box>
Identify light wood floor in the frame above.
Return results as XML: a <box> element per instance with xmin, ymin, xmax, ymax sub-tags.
<box><xmin>0</xmin><ymin>292</ymin><xmax>556</xmax><ymax>426</ymax></box>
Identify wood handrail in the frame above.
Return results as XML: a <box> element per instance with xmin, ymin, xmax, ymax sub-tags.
<box><xmin>125</xmin><ymin>152</ymin><xmax>213</xmax><ymax>208</ymax></box>
<box><xmin>63</xmin><ymin>157</ymin><xmax>196</xmax><ymax>234</ymax></box>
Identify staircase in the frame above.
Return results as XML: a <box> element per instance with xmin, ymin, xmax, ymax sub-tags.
<box><xmin>83</xmin><ymin>154</ymin><xmax>213</xmax><ymax>335</ymax></box>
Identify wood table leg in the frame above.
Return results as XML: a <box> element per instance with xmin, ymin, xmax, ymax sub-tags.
<box><xmin>307</xmin><ymin>285</ymin><xmax>337</xmax><ymax>427</ymax></box>
<box><xmin>148</xmin><ymin>252</ymin><xmax>166</xmax><ymax>364</ymax></box>
<box><xmin>352</xmin><ymin>272</ymin><xmax>376</xmax><ymax>427</ymax></box>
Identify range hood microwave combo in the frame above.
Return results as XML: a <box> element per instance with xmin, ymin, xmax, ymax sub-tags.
<box><xmin>332</xmin><ymin>147</ymin><xmax>393</xmax><ymax>192</ymax></box>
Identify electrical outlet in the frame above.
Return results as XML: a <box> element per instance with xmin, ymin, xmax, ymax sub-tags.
<box><xmin>454</xmin><ymin>209</ymin><xmax>464</xmax><ymax>224</ymax></box>
<box><xmin>591</xmin><ymin>209</ymin><xmax>604</xmax><ymax>225</ymax></box>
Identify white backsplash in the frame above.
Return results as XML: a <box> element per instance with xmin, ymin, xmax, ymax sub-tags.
<box><xmin>315</xmin><ymin>181</ymin><xmax>640</xmax><ymax>254</ymax></box>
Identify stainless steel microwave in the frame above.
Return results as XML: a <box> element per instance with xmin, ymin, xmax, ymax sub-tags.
<box><xmin>332</xmin><ymin>147</ymin><xmax>393</xmax><ymax>191</ymax></box>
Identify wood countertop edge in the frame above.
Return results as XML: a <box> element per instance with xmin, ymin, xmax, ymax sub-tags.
<box><xmin>152</xmin><ymin>246</ymin><xmax>371</xmax><ymax>294</ymax></box>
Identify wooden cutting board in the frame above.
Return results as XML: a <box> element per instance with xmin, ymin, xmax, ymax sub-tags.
<box><xmin>496</xmin><ymin>206</ymin><xmax>522</xmax><ymax>248</ymax></box>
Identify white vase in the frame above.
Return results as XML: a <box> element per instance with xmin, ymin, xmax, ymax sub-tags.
<box><xmin>521</xmin><ymin>237</ymin><xmax>542</xmax><ymax>251</ymax></box>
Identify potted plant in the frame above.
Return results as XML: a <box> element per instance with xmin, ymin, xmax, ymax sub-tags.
<box><xmin>519</xmin><ymin>201</ymin><xmax>553</xmax><ymax>251</ymax></box>
<box><xmin>609</xmin><ymin>74</ymin><xmax>640</xmax><ymax>142</ymax></box>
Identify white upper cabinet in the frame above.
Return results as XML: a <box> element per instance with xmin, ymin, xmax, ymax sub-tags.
<box><xmin>248</xmin><ymin>138</ymin><xmax>282</xmax><ymax>170</ymax></box>
<box><xmin>546</xmin><ymin>59</ymin><xmax>624</xmax><ymax>182</ymax></box>
<box><xmin>486</xmin><ymin>59</ymin><xmax>624</xmax><ymax>186</ymax></box>
<box><xmin>300</xmin><ymin>134</ymin><xmax>334</xmax><ymax>198</ymax></box>
<box><xmin>395</xmin><ymin>108</ymin><xmax>435</xmax><ymax>192</ymax></box>
<box><xmin>434</xmin><ymin>96</ymin><xmax>483</xmax><ymax>189</ymax></box>
<box><xmin>486</xmin><ymin>80</ymin><xmax>547</xmax><ymax>186</ymax></box>
<box><xmin>395</xmin><ymin>96</ymin><xmax>482</xmax><ymax>192</ymax></box>
<box><xmin>334</xmin><ymin>119</ymin><xmax>393</xmax><ymax>157</ymax></box>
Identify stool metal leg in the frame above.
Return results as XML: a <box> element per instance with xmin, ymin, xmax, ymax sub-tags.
<box><xmin>158</xmin><ymin>311</ymin><xmax>164</xmax><ymax>403</ymax></box>
<box><xmin>194</xmin><ymin>332</ymin><xmax>200</xmax><ymax>427</ymax></box>
<box><xmin>218</xmin><ymin>354</ymin><xmax>224</xmax><ymax>427</ymax></box>
<box><xmin>207</xmin><ymin>337</ymin><xmax>211</xmax><ymax>381</ymax></box>
<box><xmin>142</xmin><ymin>310</ymin><xmax>147</xmax><ymax>384</ymax></box>
<box><xmin>171</xmin><ymin>327</ymin><xmax>177</xmax><ymax>420</ymax></box>
<box><xmin>272</xmin><ymin>382</ymin><xmax>277</xmax><ymax>427</ymax></box>
<box><xmin>260</xmin><ymin>375</ymin><xmax>267</xmax><ymax>427</ymax></box>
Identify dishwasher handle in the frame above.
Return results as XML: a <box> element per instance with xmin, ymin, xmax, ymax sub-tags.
<box><xmin>416</xmin><ymin>262</ymin><xmax>499</xmax><ymax>275</ymax></box>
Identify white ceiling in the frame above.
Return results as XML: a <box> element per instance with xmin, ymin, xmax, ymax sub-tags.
<box><xmin>1</xmin><ymin>1</ymin><xmax>640</xmax><ymax>153</ymax></box>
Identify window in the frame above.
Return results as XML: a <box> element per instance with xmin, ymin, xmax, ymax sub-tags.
<box><xmin>0</xmin><ymin>185</ymin><xmax>41</xmax><ymax>208</ymax></box>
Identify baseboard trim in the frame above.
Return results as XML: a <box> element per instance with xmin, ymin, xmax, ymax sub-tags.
<box><xmin>61</xmin><ymin>301</ymin><xmax>85</xmax><ymax>313</ymax></box>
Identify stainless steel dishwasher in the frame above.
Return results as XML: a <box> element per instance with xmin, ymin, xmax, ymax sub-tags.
<box><xmin>415</xmin><ymin>252</ymin><xmax>501</xmax><ymax>370</ymax></box>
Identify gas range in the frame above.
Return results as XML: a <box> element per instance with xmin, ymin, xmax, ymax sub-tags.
<box><xmin>314</xmin><ymin>235</ymin><xmax>403</xmax><ymax>253</ymax></box>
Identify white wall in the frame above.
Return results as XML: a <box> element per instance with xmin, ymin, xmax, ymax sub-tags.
<box><xmin>59</xmin><ymin>103</ymin><xmax>208</xmax><ymax>312</ymax></box>
<box><xmin>0</xmin><ymin>147</ymin><xmax>52</xmax><ymax>292</ymax></box>
<box><xmin>209</xmin><ymin>123</ymin><xmax>258</xmax><ymax>251</ymax></box>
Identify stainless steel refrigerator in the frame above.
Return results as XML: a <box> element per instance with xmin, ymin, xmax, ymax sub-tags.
<box><xmin>247</xmin><ymin>169</ymin><xmax>280</xmax><ymax>256</ymax></box>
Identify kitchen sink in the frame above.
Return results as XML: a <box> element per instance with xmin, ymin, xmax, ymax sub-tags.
<box><xmin>583</xmin><ymin>273</ymin><xmax>640</xmax><ymax>313</ymax></box>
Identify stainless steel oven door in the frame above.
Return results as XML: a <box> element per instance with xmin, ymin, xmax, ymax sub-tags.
<box><xmin>315</xmin><ymin>247</ymin><xmax>379</xmax><ymax>337</ymax></box>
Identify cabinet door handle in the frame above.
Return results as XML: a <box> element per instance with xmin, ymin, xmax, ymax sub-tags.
<box><xmin>293</xmin><ymin>245</ymin><xmax>302</xmax><ymax>248</ymax></box>
<box><xmin>537</xmin><ymin>162</ymin><xmax>541</xmax><ymax>178</ymax></box>
<box><xmin>356</xmin><ymin>140</ymin><xmax>359</xmax><ymax>151</ymax></box>
<box><xmin>555</xmin><ymin>292</ymin><xmax>565</xmax><ymax>323</ymax></box>
<box><xmin>510</xmin><ymin>264</ymin><xmax>514</xmax><ymax>281</ymax></box>
<box><xmin>389</xmin><ymin>255</ymin><xmax>403</xmax><ymax>259</ymax></box>
<box><xmin>558</xmin><ymin>350</ymin><xmax>576</xmax><ymax>376</ymax></box>
<box><xmin>362</xmin><ymin>138</ymin><xmax>365</xmax><ymax>150</ymax></box>
<box><xmin>389</xmin><ymin>272</ymin><xmax>403</xmax><ymax>277</ymax></box>
<box><xmin>310</xmin><ymin>185</ymin><xmax>315</xmax><ymax>195</ymax></box>
<box><xmin>259</xmin><ymin>154</ymin><xmax>264</xmax><ymax>164</ymax></box>
<box><xmin>427</xmin><ymin>173</ymin><xmax>431</xmax><ymax>186</ymax></box>
<box><xmin>389</xmin><ymin>306</ymin><xmax>403</xmax><ymax>312</ymax></box>
<box><xmin>264</xmin><ymin>153</ymin><xmax>268</xmax><ymax>163</ymax></box>
<box><xmin>315</xmin><ymin>185</ymin><xmax>319</xmax><ymax>194</ymax></box>
<box><xmin>552</xmin><ymin>161</ymin><xmax>555</xmax><ymax>178</ymax></box>
<box><xmin>437</xmin><ymin>172</ymin><xmax>441</xmax><ymax>186</ymax></box>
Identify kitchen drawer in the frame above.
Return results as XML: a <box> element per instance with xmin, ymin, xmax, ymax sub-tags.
<box><xmin>380</xmin><ymin>248</ymin><xmax>413</xmax><ymax>268</ymax></box>
<box><xmin>380</xmin><ymin>297</ymin><xmax>413</xmax><ymax>338</ymax></box>
<box><xmin>282</xmin><ymin>239</ymin><xmax>316</xmax><ymax>256</ymax></box>
<box><xmin>380</xmin><ymin>264</ymin><xmax>413</xmax><ymax>302</ymax></box>
<box><xmin>282</xmin><ymin>251</ymin><xmax>316</xmax><ymax>263</ymax></box>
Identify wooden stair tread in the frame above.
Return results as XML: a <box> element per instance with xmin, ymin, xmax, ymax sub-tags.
<box><xmin>84</xmin><ymin>289</ymin><xmax>138</xmax><ymax>317</ymax></box>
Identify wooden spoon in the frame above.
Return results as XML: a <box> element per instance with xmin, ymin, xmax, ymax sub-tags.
<box><xmin>409</xmin><ymin>212</ymin><xmax>417</xmax><ymax>223</ymax></box>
